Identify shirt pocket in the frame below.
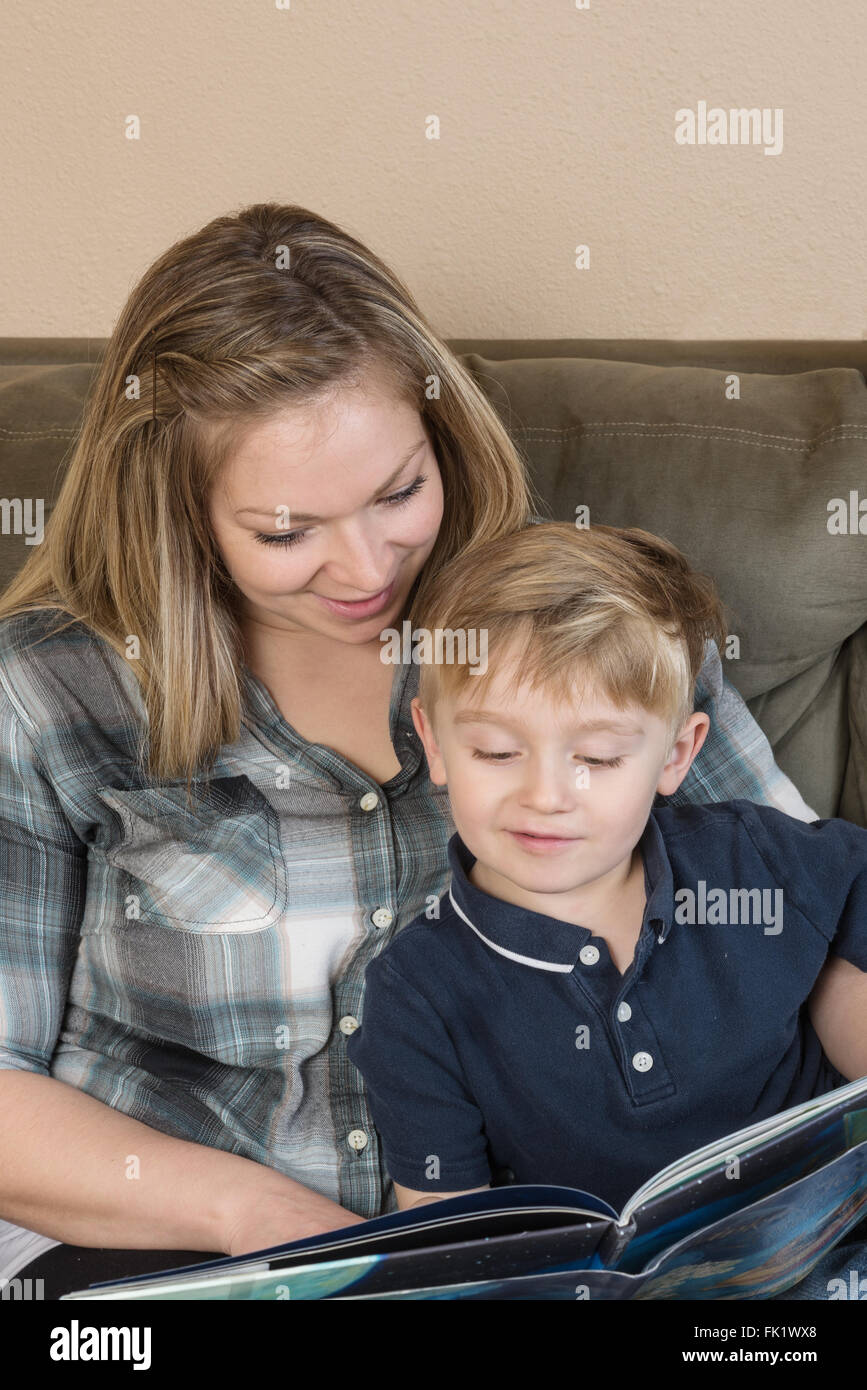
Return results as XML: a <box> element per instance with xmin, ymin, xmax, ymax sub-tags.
<box><xmin>98</xmin><ymin>773</ymin><xmax>288</xmax><ymax>934</ymax></box>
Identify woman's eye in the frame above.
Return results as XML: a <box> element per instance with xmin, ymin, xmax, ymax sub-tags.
<box><xmin>383</xmin><ymin>474</ymin><xmax>426</xmax><ymax>509</ymax></box>
<box><xmin>253</xmin><ymin>474</ymin><xmax>427</xmax><ymax>547</ymax></box>
<box><xmin>253</xmin><ymin>527</ymin><xmax>306</xmax><ymax>548</ymax></box>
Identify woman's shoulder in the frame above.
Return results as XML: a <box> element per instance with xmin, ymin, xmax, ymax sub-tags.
<box><xmin>0</xmin><ymin>607</ymin><xmax>147</xmax><ymax>738</ymax></box>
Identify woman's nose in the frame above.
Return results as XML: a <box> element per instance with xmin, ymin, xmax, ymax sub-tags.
<box><xmin>326</xmin><ymin>521</ymin><xmax>394</xmax><ymax>594</ymax></box>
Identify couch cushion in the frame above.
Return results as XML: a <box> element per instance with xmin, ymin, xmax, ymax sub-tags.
<box><xmin>461</xmin><ymin>354</ymin><xmax>867</xmax><ymax>821</ymax></box>
<box><xmin>2</xmin><ymin>352</ymin><xmax>866</xmax><ymax>822</ymax></box>
<box><xmin>0</xmin><ymin>363</ymin><xmax>93</xmax><ymax>592</ymax></box>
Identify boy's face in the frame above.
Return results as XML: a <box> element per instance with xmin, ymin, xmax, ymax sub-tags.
<box><xmin>411</xmin><ymin>645</ymin><xmax>709</xmax><ymax>911</ymax></box>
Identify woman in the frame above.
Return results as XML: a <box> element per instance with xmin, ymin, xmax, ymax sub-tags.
<box><xmin>0</xmin><ymin>202</ymin><xmax>826</xmax><ymax>1299</ymax></box>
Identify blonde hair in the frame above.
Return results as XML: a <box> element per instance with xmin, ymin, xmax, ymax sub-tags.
<box><xmin>415</xmin><ymin>522</ymin><xmax>730</xmax><ymax>747</ymax></box>
<box><xmin>0</xmin><ymin>202</ymin><xmax>537</xmax><ymax>796</ymax></box>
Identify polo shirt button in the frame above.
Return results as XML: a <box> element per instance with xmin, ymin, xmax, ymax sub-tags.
<box><xmin>579</xmin><ymin>945</ymin><xmax>600</xmax><ymax>965</ymax></box>
<box><xmin>632</xmin><ymin>1051</ymin><xmax>654</xmax><ymax>1072</ymax></box>
<box><xmin>347</xmin><ymin>1129</ymin><xmax>369</xmax><ymax>1151</ymax></box>
<box><xmin>339</xmin><ymin>1015</ymin><xmax>359</xmax><ymax>1035</ymax></box>
<box><xmin>359</xmin><ymin>792</ymin><xmax>380</xmax><ymax>811</ymax></box>
<box><xmin>616</xmin><ymin>1001</ymin><xmax>632</xmax><ymax>1022</ymax></box>
<box><xmin>372</xmin><ymin>908</ymin><xmax>393</xmax><ymax>928</ymax></box>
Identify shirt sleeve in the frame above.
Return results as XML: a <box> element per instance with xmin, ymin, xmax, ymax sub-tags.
<box><xmin>831</xmin><ymin>862</ymin><xmax>867</xmax><ymax>973</ymax></box>
<box><xmin>346</xmin><ymin>953</ymin><xmax>492</xmax><ymax>1192</ymax></box>
<box><xmin>738</xmin><ymin>801</ymin><xmax>867</xmax><ymax>972</ymax></box>
<box><xmin>657</xmin><ymin>637</ymin><xmax>818</xmax><ymax>823</ymax></box>
<box><xmin>0</xmin><ymin>691</ymin><xmax>88</xmax><ymax>1074</ymax></box>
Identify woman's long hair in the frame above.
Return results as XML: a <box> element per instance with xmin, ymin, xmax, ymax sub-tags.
<box><xmin>0</xmin><ymin>203</ymin><xmax>537</xmax><ymax>789</ymax></box>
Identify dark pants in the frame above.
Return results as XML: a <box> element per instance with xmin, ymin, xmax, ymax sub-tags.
<box><xmin>15</xmin><ymin>1243</ymin><xmax>224</xmax><ymax>1300</ymax></box>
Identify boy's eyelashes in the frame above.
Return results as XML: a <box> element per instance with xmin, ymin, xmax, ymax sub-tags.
<box><xmin>470</xmin><ymin>749</ymin><xmax>625</xmax><ymax>768</ymax></box>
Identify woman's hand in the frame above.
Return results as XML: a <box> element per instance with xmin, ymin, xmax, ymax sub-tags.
<box><xmin>220</xmin><ymin>1178</ymin><xmax>367</xmax><ymax>1257</ymax></box>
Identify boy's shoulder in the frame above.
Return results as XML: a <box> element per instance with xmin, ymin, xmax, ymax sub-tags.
<box><xmin>367</xmin><ymin>894</ymin><xmax>467</xmax><ymax>982</ymax></box>
<box><xmin>654</xmin><ymin>798</ymin><xmax>867</xmax><ymax>904</ymax></box>
<box><xmin>655</xmin><ymin>797</ymin><xmax>866</xmax><ymax>850</ymax></box>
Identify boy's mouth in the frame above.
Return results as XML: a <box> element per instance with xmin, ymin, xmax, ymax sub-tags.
<box><xmin>508</xmin><ymin>829</ymin><xmax>583</xmax><ymax>853</ymax></box>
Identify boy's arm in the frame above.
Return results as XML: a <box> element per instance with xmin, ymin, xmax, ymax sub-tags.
<box><xmin>808</xmin><ymin>954</ymin><xmax>867</xmax><ymax>1083</ymax></box>
<box><xmin>346</xmin><ymin>956</ymin><xmax>493</xmax><ymax>1204</ymax></box>
<box><xmin>394</xmin><ymin>1180</ymin><xmax>491</xmax><ymax>1211</ymax></box>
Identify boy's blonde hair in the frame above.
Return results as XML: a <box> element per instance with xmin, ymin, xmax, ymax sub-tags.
<box><xmin>414</xmin><ymin>522</ymin><xmax>730</xmax><ymax>749</ymax></box>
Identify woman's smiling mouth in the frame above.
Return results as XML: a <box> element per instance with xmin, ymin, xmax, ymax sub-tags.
<box><xmin>313</xmin><ymin>577</ymin><xmax>398</xmax><ymax>618</ymax></box>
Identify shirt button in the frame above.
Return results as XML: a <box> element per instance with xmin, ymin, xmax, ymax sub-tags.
<box><xmin>339</xmin><ymin>1015</ymin><xmax>360</xmax><ymax>1035</ymax></box>
<box><xmin>372</xmin><ymin>907</ymin><xmax>393</xmax><ymax>928</ymax></box>
<box><xmin>616</xmin><ymin>1001</ymin><xmax>632</xmax><ymax>1022</ymax></box>
<box><xmin>359</xmin><ymin>792</ymin><xmax>379</xmax><ymax>811</ymax></box>
<box><xmin>579</xmin><ymin>945</ymin><xmax>600</xmax><ymax>965</ymax></box>
<box><xmin>632</xmin><ymin>1051</ymin><xmax>654</xmax><ymax>1072</ymax></box>
<box><xmin>347</xmin><ymin>1129</ymin><xmax>369</xmax><ymax>1151</ymax></box>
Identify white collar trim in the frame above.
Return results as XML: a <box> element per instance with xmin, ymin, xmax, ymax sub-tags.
<box><xmin>447</xmin><ymin>888</ymin><xmax>576</xmax><ymax>973</ymax></box>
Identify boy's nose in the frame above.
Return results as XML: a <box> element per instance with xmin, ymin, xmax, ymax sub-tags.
<box><xmin>517</xmin><ymin>759</ymin><xmax>581</xmax><ymax>814</ymax></box>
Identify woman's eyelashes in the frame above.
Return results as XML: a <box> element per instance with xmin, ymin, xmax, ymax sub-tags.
<box><xmin>253</xmin><ymin>474</ymin><xmax>428</xmax><ymax>547</ymax></box>
<box><xmin>471</xmin><ymin>750</ymin><xmax>624</xmax><ymax>768</ymax></box>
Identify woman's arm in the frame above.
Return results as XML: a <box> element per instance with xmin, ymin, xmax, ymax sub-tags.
<box><xmin>0</xmin><ymin>690</ymin><xmax>362</xmax><ymax>1257</ymax></box>
<box><xmin>0</xmin><ymin>1070</ymin><xmax>363</xmax><ymax>1254</ymax></box>
<box><xmin>393</xmin><ymin>1180</ymin><xmax>490</xmax><ymax>1211</ymax></box>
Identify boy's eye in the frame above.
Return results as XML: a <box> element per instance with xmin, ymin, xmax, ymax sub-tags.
<box><xmin>253</xmin><ymin>474</ymin><xmax>427</xmax><ymax>547</ymax></box>
<box><xmin>470</xmin><ymin>750</ymin><xmax>624</xmax><ymax>767</ymax></box>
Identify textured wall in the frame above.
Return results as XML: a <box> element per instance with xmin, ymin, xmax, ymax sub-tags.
<box><xmin>1</xmin><ymin>0</ymin><xmax>863</xmax><ymax>338</ymax></box>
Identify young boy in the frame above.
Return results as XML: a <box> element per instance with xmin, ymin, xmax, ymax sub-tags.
<box><xmin>346</xmin><ymin>522</ymin><xmax>867</xmax><ymax>1217</ymax></box>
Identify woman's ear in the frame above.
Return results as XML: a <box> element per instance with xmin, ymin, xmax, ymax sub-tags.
<box><xmin>656</xmin><ymin>711</ymin><xmax>711</xmax><ymax>797</ymax></box>
<box><xmin>410</xmin><ymin>697</ymin><xmax>448</xmax><ymax>786</ymax></box>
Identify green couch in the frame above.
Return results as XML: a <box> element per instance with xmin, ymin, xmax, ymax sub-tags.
<box><xmin>1</xmin><ymin>337</ymin><xmax>865</xmax><ymax>826</ymax></box>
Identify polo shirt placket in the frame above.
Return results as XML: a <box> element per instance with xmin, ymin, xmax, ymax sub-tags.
<box><xmin>449</xmin><ymin>816</ymin><xmax>679</xmax><ymax>1111</ymax></box>
<box><xmin>579</xmin><ymin>921</ymin><xmax>678</xmax><ymax>1107</ymax></box>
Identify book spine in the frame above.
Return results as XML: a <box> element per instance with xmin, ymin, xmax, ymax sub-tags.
<box><xmin>598</xmin><ymin>1216</ymin><xmax>637</xmax><ymax>1267</ymax></box>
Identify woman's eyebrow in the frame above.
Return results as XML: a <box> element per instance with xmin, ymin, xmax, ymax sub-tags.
<box><xmin>234</xmin><ymin>438</ymin><xmax>428</xmax><ymax>520</ymax></box>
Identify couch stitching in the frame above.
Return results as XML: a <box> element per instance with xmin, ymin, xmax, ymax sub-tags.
<box><xmin>0</xmin><ymin>427</ymin><xmax>79</xmax><ymax>438</ymax></box>
<box><xmin>515</xmin><ymin>429</ymin><xmax>867</xmax><ymax>452</ymax></box>
<box><xmin>3</xmin><ymin>423</ymin><xmax>867</xmax><ymax>447</ymax></box>
<box><xmin>516</xmin><ymin>423</ymin><xmax>867</xmax><ymax>443</ymax></box>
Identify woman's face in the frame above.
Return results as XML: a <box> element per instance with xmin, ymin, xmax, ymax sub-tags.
<box><xmin>207</xmin><ymin>372</ymin><xmax>445</xmax><ymax>645</ymax></box>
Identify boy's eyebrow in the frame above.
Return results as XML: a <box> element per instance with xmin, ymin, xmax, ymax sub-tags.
<box><xmin>233</xmin><ymin>439</ymin><xmax>428</xmax><ymax>520</ymax></box>
<box><xmin>451</xmin><ymin>710</ymin><xmax>645</xmax><ymax>735</ymax></box>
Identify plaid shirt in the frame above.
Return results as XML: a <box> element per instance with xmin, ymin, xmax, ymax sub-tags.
<box><xmin>0</xmin><ymin>605</ymin><xmax>816</xmax><ymax>1273</ymax></box>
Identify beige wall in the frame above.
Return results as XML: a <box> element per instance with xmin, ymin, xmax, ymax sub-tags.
<box><xmin>1</xmin><ymin>0</ymin><xmax>863</xmax><ymax>339</ymax></box>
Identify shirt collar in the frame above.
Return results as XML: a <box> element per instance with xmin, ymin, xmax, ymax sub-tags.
<box><xmin>241</xmin><ymin>653</ymin><xmax>425</xmax><ymax>782</ymax></box>
<box><xmin>446</xmin><ymin>812</ymin><xmax>675</xmax><ymax>971</ymax></box>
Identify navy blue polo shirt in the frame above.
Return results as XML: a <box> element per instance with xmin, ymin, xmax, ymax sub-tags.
<box><xmin>346</xmin><ymin>799</ymin><xmax>867</xmax><ymax>1213</ymax></box>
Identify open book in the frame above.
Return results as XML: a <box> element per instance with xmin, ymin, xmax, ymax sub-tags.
<box><xmin>61</xmin><ymin>1075</ymin><xmax>867</xmax><ymax>1301</ymax></box>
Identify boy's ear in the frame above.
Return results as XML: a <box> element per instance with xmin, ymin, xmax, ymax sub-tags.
<box><xmin>410</xmin><ymin>697</ymin><xmax>448</xmax><ymax>786</ymax></box>
<box><xmin>656</xmin><ymin>712</ymin><xmax>710</xmax><ymax>797</ymax></box>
